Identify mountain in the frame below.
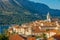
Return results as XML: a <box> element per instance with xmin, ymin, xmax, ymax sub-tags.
<box><xmin>0</xmin><ymin>0</ymin><xmax>60</xmax><ymax>25</ymax></box>
<box><xmin>16</xmin><ymin>0</ymin><xmax>60</xmax><ymax>16</ymax></box>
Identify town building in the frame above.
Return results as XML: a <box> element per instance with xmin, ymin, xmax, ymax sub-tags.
<box><xmin>8</xmin><ymin>12</ymin><xmax>60</xmax><ymax>39</ymax></box>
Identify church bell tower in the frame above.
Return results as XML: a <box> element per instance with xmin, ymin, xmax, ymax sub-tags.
<box><xmin>47</xmin><ymin>12</ymin><xmax>51</xmax><ymax>22</ymax></box>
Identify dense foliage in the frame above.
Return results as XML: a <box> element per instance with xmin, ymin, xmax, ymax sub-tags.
<box><xmin>0</xmin><ymin>34</ymin><xmax>8</xmax><ymax>40</ymax></box>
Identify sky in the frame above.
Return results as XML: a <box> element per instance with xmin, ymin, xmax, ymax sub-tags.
<box><xmin>29</xmin><ymin>0</ymin><xmax>60</xmax><ymax>10</ymax></box>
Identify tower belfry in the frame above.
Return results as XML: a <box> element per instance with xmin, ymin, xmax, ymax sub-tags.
<box><xmin>47</xmin><ymin>12</ymin><xmax>51</xmax><ymax>22</ymax></box>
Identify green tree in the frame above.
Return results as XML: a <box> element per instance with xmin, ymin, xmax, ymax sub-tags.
<box><xmin>36</xmin><ymin>36</ymin><xmax>41</xmax><ymax>38</ymax></box>
<box><xmin>0</xmin><ymin>34</ymin><xmax>8</xmax><ymax>40</ymax></box>
<box><xmin>3</xmin><ymin>29</ymin><xmax>8</xmax><ymax>35</ymax></box>
<box><xmin>42</xmin><ymin>33</ymin><xmax>47</xmax><ymax>40</ymax></box>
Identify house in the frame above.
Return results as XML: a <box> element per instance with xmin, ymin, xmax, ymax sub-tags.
<box><xmin>8</xmin><ymin>24</ymin><xmax>32</xmax><ymax>36</ymax></box>
<box><xmin>47</xmin><ymin>32</ymin><xmax>60</xmax><ymax>40</ymax></box>
<box><xmin>9</xmin><ymin>34</ymin><xmax>36</xmax><ymax>40</ymax></box>
<box><xmin>8</xmin><ymin>13</ymin><xmax>60</xmax><ymax>40</ymax></box>
<box><xmin>45</xmin><ymin>30</ymin><xmax>58</xmax><ymax>38</ymax></box>
<box><xmin>8</xmin><ymin>27</ymin><xmax>13</xmax><ymax>33</ymax></box>
<box><xmin>27</xmin><ymin>36</ymin><xmax>36</xmax><ymax>40</ymax></box>
<box><xmin>9</xmin><ymin>34</ymin><xmax>25</xmax><ymax>40</ymax></box>
<box><xmin>32</xmin><ymin>26</ymin><xmax>45</xmax><ymax>36</ymax></box>
<box><xmin>52</xmin><ymin>33</ymin><xmax>60</xmax><ymax>40</ymax></box>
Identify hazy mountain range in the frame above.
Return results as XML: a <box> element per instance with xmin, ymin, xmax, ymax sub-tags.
<box><xmin>0</xmin><ymin>0</ymin><xmax>60</xmax><ymax>25</ymax></box>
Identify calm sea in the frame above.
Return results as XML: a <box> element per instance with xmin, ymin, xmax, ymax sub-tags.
<box><xmin>0</xmin><ymin>25</ymin><xmax>9</xmax><ymax>33</ymax></box>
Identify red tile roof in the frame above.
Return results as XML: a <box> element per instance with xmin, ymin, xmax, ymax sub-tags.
<box><xmin>9</xmin><ymin>34</ymin><xmax>25</xmax><ymax>40</ymax></box>
<box><xmin>53</xmin><ymin>34</ymin><xmax>60</xmax><ymax>40</ymax></box>
<box><xmin>27</xmin><ymin>36</ymin><xmax>36</xmax><ymax>40</ymax></box>
<box><xmin>8</xmin><ymin>27</ymin><xmax>13</xmax><ymax>31</ymax></box>
<box><xmin>47</xmin><ymin>30</ymin><xmax>58</xmax><ymax>33</ymax></box>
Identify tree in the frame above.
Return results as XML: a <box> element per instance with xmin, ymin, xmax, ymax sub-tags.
<box><xmin>0</xmin><ymin>34</ymin><xmax>8</xmax><ymax>40</ymax></box>
<box><xmin>3</xmin><ymin>29</ymin><xmax>8</xmax><ymax>35</ymax></box>
<box><xmin>36</xmin><ymin>36</ymin><xmax>41</xmax><ymax>38</ymax></box>
<box><xmin>42</xmin><ymin>33</ymin><xmax>47</xmax><ymax>40</ymax></box>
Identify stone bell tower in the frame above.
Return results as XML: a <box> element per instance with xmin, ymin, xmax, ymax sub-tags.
<box><xmin>47</xmin><ymin>12</ymin><xmax>51</xmax><ymax>22</ymax></box>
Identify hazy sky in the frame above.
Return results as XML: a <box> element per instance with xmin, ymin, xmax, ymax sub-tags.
<box><xmin>29</xmin><ymin>0</ymin><xmax>60</xmax><ymax>10</ymax></box>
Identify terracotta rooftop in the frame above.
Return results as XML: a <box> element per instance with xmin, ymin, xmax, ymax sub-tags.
<box><xmin>27</xmin><ymin>36</ymin><xmax>36</xmax><ymax>40</ymax></box>
<box><xmin>9</xmin><ymin>34</ymin><xmax>25</xmax><ymax>40</ymax></box>
<box><xmin>53</xmin><ymin>34</ymin><xmax>60</xmax><ymax>40</ymax></box>
<box><xmin>8</xmin><ymin>27</ymin><xmax>13</xmax><ymax>31</ymax></box>
<box><xmin>9</xmin><ymin>34</ymin><xmax>36</xmax><ymax>40</ymax></box>
<box><xmin>47</xmin><ymin>30</ymin><xmax>58</xmax><ymax>33</ymax></box>
<box><xmin>32</xmin><ymin>26</ymin><xmax>46</xmax><ymax>33</ymax></box>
